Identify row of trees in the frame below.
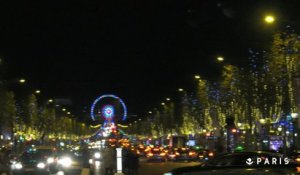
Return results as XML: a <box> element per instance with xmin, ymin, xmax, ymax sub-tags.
<box><xmin>0</xmin><ymin>72</ymin><xmax>92</xmax><ymax>145</ymax></box>
<box><xmin>127</xmin><ymin>27</ymin><xmax>300</xmax><ymax>150</ymax></box>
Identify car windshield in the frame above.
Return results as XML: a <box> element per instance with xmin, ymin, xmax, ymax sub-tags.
<box><xmin>20</xmin><ymin>149</ymin><xmax>53</xmax><ymax>162</ymax></box>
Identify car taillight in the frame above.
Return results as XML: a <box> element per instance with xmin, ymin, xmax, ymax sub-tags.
<box><xmin>208</xmin><ymin>152</ymin><xmax>214</xmax><ymax>157</ymax></box>
<box><xmin>160</xmin><ymin>153</ymin><xmax>166</xmax><ymax>156</ymax></box>
<box><xmin>296</xmin><ymin>166</ymin><xmax>300</xmax><ymax>173</ymax></box>
<box><xmin>189</xmin><ymin>152</ymin><xmax>195</xmax><ymax>156</ymax></box>
<box><xmin>148</xmin><ymin>153</ymin><xmax>153</xmax><ymax>157</ymax></box>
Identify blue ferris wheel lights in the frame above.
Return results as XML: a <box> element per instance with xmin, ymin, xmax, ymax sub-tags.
<box><xmin>102</xmin><ymin>105</ymin><xmax>115</xmax><ymax>119</ymax></box>
<box><xmin>90</xmin><ymin>94</ymin><xmax>127</xmax><ymax>121</ymax></box>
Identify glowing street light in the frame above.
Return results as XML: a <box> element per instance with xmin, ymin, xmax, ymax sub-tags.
<box><xmin>19</xmin><ymin>79</ymin><xmax>26</xmax><ymax>84</ymax></box>
<box><xmin>166</xmin><ymin>98</ymin><xmax>171</xmax><ymax>101</ymax></box>
<box><xmin>264</xmin><ymin>15</ymin><xmax>275</xmax><ymax>24</ymax></box>
<box><xmin>67</xmin><ymin>112</ymin><xmax>71</xmax><ymax>115</ymax></box>
<box><xmin>62</xmin><ymin>108</ymin><xmax>66</xmax><ymax>112</ymax></box>
<box><xmin>178</xmin><ymin>88</ymin><xmax>184</xmax><ymax>92</ymax></box>
<box><xmin>161</xmin><ymin>102</ymin><xmax>165</xmax><ymax>106</ymax></box>
<box><xmin>217</xmin><ymin>56</ymin><xmax>224</xmax><ymax>62</ymax></box>
<box><xmin>48</xmin><ymin>99</ymin><xmax>53</xmax><ymax>103</ymax></box>
<box><xmin>148</xmin><ymin>111</ymin><xmax>152</xmax><ymax>114</ymax></box>
<box><xmin>35</xmin><ymin>90</ymin><xmax>41</xmax><ymax>94</ymax></box>
<box><xmin>194</xmin><ymin>75</ymin><xmax>200</xmax><ymax>79</ymax></box>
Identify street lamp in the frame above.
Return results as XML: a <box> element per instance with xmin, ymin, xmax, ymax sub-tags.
<box><xmin>178</xmin><ymin>88</ymin><xmax>184</xmax><ymax>92</ymax></box>
<box><xmin>35</xmin><ymin>90</ymin><xmax>41</xmax><ymax>94</ymax></box>
<box><xmin>166</xmin><ymin>98</ymin><xmax>171</xmax><ymax>101</ymax></box>
<box><xmin>48</xmin><ymin>99</ymin><xmax>53</xmax><ymax>103</ymax></box>
<box><xmin>217</xmin><ymin>56</ymin><xmax>224</xmax><ymax>62</ymax></box>
<box><xmin>19</xmin><ymin>79</ymin><xmax>26</xmax><ymax>84</ymax></box>
<box><xmin>67</xmin><ymin>112</ymin><xmax>71</xmax><ymax>115</ymax></box>
<box><xmin>264</xmin><ymin>15</ymin><xmax>275</xmax><ymax>24</ymax></box>
<box><xmin>62</xmin><ymin>108</ymin><xmax>66</xmax><ymax>112</ymax></box>
<box><xmin>194</xmin><ymin>75</ymin><xmax>200</xmax><ymax>79</ymax></box>
<box><xmin>161</xmin><ymin>102</ymin><xmax>165</xmax><ymax>106</ymax></box>
<box><xmin>148</xmin><ymin>111</ymin><xmax>152</xmax><ymax>114</ymax></box>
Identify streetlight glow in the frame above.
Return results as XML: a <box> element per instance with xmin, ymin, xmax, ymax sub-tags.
<box><xmin>62</xmin><ymin>108</ymin><xmax>66</xmax><ymax>112</ymax></box>
<box><xmin>194</xmin><ymin>75</ymin><xmax>200</xmax><ymax>79</ymax></box>
<box><xmin>264</xmin><ymin>15</ymin><xmax>275</xmax><ymax>24</ymax></box>
<box><xmin>35</xmin><ymin>90</ymin><xmax>41</xmax><ymax>94</ymax></box>
<box><xmin>148</xmin><ymin>111</ymin><xmax>152</xmax><ymax>114</ymax></box>
<box><xmin>67</xmin><ymin>112</ymin><xmax>71</xmax><ymax>115</ymax></box>
<box><xmin>217</xmin><ymin>56</ymin><xmax>224</xmax><ymax>62</ymax></box>
<box><xmin>48</xmin><ymin>99</ymin><xmax>53</xmax><ymax>103</ymax></box>
<box><xmin>161</xmin><ymin>102</ymin><xmax>165</xmax><ymax>106</ymax></box>
<box><xmin>178</xmin><ymin>88</ymin><xmax>184</xmax><ymax>92</ymax></box>
<box><xmin>19</xmin><ymin>79</ymin><xmax>26</xmax><ymax>83</ymax></box>
<box><xmin>166</xmin><ymin>98</ymin><xmax>171</xmax><ymax>101</ymax></box>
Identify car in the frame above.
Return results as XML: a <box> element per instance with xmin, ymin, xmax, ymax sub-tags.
<box><xmin>136</xmin><ymin>145</ymin><xmax>147</xmax><ymax>157</ymax></box>
<box><xmin>164</xmin><ymin>151</ymin><xmax>300</xmax><ymax>175</ymax></box>
<box><xmin>11</xmin><ymin>146</ymin><xmax>55</xmax><ymax>175</ymax></box>
<box><xmin>11</xmin><ymin>146</ymin><xmax>67</xmax><ymax>175</ymax></box>
<box><xmin>288</xmin><ymin>150</ymin><xmax>300</xmax><ymax>163</ymax></box>
<box><xmin>147</xmin><ymin>147</ymin><xmax>167</xmax><ymax>162</ymax></box>
<box><xmin>197</xmin><ymin>149</ymin><xmax>215</xmax><ymax>162</ymax></box>
<box><xmin>47</xmin><ymin>150</ymin><xmax>76</xmax><ymax>174</ymax></box>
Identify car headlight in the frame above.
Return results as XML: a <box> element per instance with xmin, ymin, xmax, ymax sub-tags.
<box><xmin>37</xmin><ymin>162</ymin><xmax>46</xmax><ymax>169</ymax></box>
<box><xmin>94</xmin><ymin>152</ymin><xmax>101</xmax><ymax>159</ymax></box>
<box><xmin>47</xmin><ymin>157</ymin><xmax>55</xmax><ymax>164</ymax></box>
<box><xmin>164</xmin><ymin>173</ymin><xmax>173</xmax><ymax>175</ymax></box>
<box><xmin>11</xmin><ymin>162</ymin><xmax>23</xmax><ymax>170</ymax></box>
<box><xmin>58</xmin><ymin>157</ymin><xmax>72</xmax><ymax>167</ymax></box>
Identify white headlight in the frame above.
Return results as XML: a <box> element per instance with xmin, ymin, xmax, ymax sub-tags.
<box><xmin>12</xmin><ymin>162</ymin><xmax>23</xmax><ymax>170</ymax></box>
<box><xmin>164</xmin><ymin>173</ymin><xmax>173</xmax><ymax>175</ymax></box>
<box><xmin>57</xmin><ymin>171</ymin><xmax>65</xmax><ymax>175</ymax></box>
<box><xmin>58</xmin><ymin>157</ymin><xmax>72</xmax><ymax>167</ymax></box>
<box><xmin>37</xmin><ymin>162</ymin><xmax>46</xmax><ymax>169</ymax></box>
<box><xmin>94</xmin><ymin>152</ymin><xmax>101</xmax><ymax>159</ymax></box>
<box><xmin>47</xmin><ymin>157</ymin><xmax>54</xmax><ymax>164</ymax></box>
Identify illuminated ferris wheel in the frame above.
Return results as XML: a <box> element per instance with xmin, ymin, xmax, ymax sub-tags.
<box><xmin>90</xmin><ymin>94</ymin><xmax>127</xmax><ymax>123</ymax></box>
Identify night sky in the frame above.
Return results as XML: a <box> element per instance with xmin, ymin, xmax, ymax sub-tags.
<box><xmin>0</xmin><ymin>0</ymin><xmax>299</xmax><ymax>117</ymax></box>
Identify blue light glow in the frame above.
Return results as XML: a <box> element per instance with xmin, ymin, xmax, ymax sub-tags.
<box><xmin>91</xmin><ymin>94</ymin><xmax>127</xmax><ymax>121</ymax></box>
<box><xmin>102</xmin><ymin>105</ymin><xmax>114</xmax><ymax>119</ymax></box>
